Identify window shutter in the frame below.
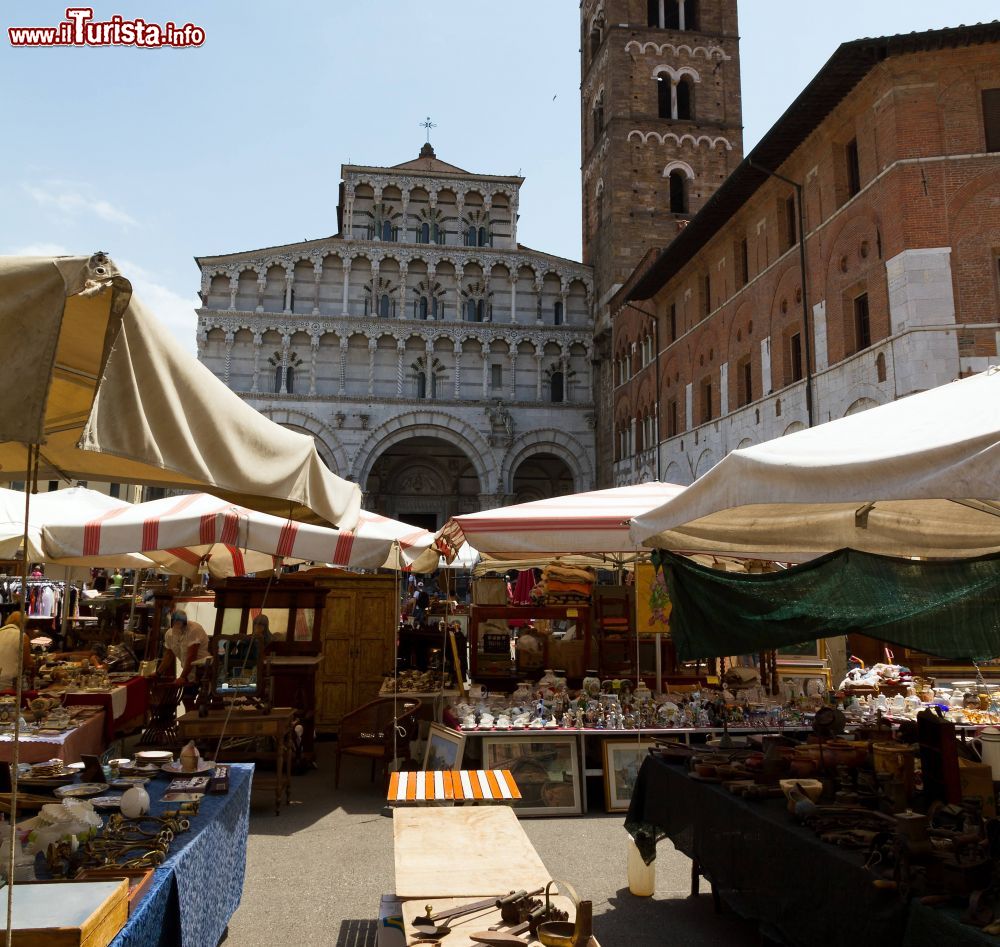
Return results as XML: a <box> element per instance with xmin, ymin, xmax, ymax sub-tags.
<box><xmin>984</xmin><ymin>89</ymin><xmax>1000</xmax><ymax>153</ymax></box>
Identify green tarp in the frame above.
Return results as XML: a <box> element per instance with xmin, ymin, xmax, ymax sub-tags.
<box><xmin>654</xmin><ymin>548</ymin><xmax>1000</xmax><ymax>661</ymax></box>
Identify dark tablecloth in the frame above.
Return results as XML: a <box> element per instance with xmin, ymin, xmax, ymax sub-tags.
<box><xmin>903</xmin><ymin>900</ymin><xmax>998</xmax><ymax>947</ymax></box>
<box><xmin>110</xmin><ymin>762</ymin><xmax>253</xmax><ymax>947</ymax></box>
<box><xmin>624</xmin><ymin>755</ymin><xmax>909</xmax><ymax>947</ymax></box>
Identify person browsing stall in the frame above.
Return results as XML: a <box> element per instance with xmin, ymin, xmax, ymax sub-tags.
<box><xmin>157</xmin><ymin>610</ymin><xmax>210</xmax><ymax>686</ymax></box>
<box><xmin>0</xmin><ymin>611</ymin><xmax>34</xmax><ymax>689</ymax></box>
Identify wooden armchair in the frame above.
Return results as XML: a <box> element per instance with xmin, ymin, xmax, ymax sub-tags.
<box><xmin>334</xmin><ymin>697</ymin><xmax>422</xmax><ymax>788</ymax></box>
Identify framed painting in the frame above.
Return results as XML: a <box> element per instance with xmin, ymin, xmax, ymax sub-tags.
<box><xmin>422</xmin><ymin>723</ymin><xmax>466</xmax><ymax>772</ymax></box>
<box><xmin>603</xmin><ymin>739</ymin><xmax>655</xmax><ymax>813</ymax></box>
<box><xmin>481</xmin><ymin>736</ymin><xmax>581</xmax><ymax>817</ymax></box>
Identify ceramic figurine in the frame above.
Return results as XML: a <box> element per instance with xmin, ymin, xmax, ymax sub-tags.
<box><xmin>179</xmin><ymin>740</ymin><xmax>201</xmax><ymax>773</ymax></box>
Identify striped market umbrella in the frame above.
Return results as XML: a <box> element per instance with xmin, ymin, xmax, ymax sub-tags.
<box><xmin>43</xmin><ymin>493</ymin><xmax>436</xmax><ymax>578</ymax></box>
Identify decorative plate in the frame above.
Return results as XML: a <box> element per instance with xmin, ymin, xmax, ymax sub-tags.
<box><xmin>54</xmin><ymin>782</ymin><xmax>109</xmax><ymax>798</ymax></box>
<box><xmin>88</xmin><ymin>796</ymin><xmax>122</xmax><ymax>809</ymax></box>
<box><xmin>161</xmin><ymin>760</ymin><xmax>216</xmax><ymax>776</ymax></box>
<box><xmin>109</xmin><ymin>777</ymin><xmax>149</xmax><ymax>789</ymax></box>
<box><xmin>135</xmin><ymin>750</ymin><xmax>174</xmax><ymax>763</ymax></box>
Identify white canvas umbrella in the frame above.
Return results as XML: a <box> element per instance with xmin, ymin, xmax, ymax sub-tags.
<box><xmin>630</xmin><ymin>368</ymin><xmax>1000</xmax><ymax>559</ymax></box>
<box><xmin>436</xmin><ymin>483</ymin><xmax>687</xmax><ymax>567</ymax></box>
<box><xmin>44</xmin><ymin>493</ymin><xmax>437</xmax><ymax>577</ymax></box>
<box><xmin>0</xmin><ymin>254</ymin><xmax>361</xmax><ymax>529</ymax></box>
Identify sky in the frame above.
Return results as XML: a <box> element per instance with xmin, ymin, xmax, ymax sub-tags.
<box><xmin>3</xmin><ymin>1</ymin><xmax>998</xmax><ymax>352</ymax></box>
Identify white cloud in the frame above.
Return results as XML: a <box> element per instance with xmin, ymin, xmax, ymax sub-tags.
<box><xmin>116</xmin><ymin>258</ymin><xmax>200</xmax><ymax>355</ymax></box>
<box><xmin>23</xmin><ymin>184</ymin><xmax>136</xmax><ymax>228</ymax></box>
<box><xmin>4</xmin><ymin>241</ymin><xmax>73</xmax><ymax>257</ymax></box>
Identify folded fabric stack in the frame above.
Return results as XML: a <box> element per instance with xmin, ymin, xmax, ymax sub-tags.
<box><xmin>530</xmin><ymin>564</ymin><xmax>596</xmax><ymax>605</ymax></box>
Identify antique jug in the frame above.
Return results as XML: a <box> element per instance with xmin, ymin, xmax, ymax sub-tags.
<box><xmin>973</xmin><ymin>726</ymin><xmax>1000</xmax><ymax>781</ymax></box>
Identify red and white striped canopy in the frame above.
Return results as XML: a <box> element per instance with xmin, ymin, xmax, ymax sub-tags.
<box><xmin>436</xmin><ymin>483</ymin><xmax>686</xmax><ymax>565</ymax></box>
<box><xmin>42</xmin><ymin>493</ymin><xmax>435</xmax><ymax>578</ymax></box>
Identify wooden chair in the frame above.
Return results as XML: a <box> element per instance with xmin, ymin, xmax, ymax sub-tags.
<box><xmin>136</xmin><ymin>682</ymin><xmax>185</xmax><ymax>747</ymax></box>
<box><xmin>334</xmin><ymin>697</ymin><xmax>422</xmax><ymax>788</ymax></box>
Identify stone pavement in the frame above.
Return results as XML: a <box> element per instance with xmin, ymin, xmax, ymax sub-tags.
<box><xmin>224</xmin><ymin>742</ymin><xmax>760</xmax><ymax>947</ymax></box>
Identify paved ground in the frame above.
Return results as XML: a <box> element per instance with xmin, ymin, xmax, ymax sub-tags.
<box><xmin>224</xmin><ymin>742</ymin><xmax>760</xmax><ymax>947</ymax></box>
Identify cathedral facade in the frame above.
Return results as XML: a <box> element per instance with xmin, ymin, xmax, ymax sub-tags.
<box><xmin>194</xmin><ymin>145</ymin><xmax>595</xmax><ymax>530</ymax></box>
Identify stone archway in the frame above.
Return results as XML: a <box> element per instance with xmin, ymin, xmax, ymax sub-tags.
<box><xmin>363</xmin><ymin>435</ymin><xmax>482</xmax><ymax>531</ymax></box>
<box><xmin>353</xmin><ymin>410</ymin><xmax>497</xmax><ymax>494</ymax></box>
<box><xmin>500</xmin><ymin>429</ymin><xmax>594</xmax><ymax>495</ymax></box>
<box><xmin>510</xmin><ymin>452</ymin><xmax>575</xmax><ymax>504</ymax></box>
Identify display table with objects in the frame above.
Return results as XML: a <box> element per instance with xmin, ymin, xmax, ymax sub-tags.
<box><xmin>61</xmin><ymin>676</ymin><xmax>150</xmax><ymax>741</ymax></box>
<box><xmin>0</xmin><ymin>710</ymin><xmax>105</xmax><ymax>764</ymax></box>
<box><xmin>107</xmin><ymin>762</ymin><xmax>253</xmax><ymax>947</ymax></box>
<box><xmin>624</xmin><ymin>754</ymin><xmax>998</xmax><ymax>947</ymax></box>
<box><xmin>178</xmin><ymin>707</ymin><xmax>294</xmax><ymax>814</ymax></box>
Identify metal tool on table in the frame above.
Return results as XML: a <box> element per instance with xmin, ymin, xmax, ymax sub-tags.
<box><xmin>412</xmin><ymin>889</ymin><xmax>545</xmax><ymax>940</ymax></box>
<box><xmin>470</xmin><ymin>880</ymin><xmax>592</xmax><ymax>947</ymax></box>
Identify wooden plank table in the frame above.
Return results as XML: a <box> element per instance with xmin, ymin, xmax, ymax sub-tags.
<box><xmin>388</xmin><ymin>769</ymin><xmax>521</xmax><ymax>805</ymax></box>
<box><xmin>394</xmin><ymin>807</ymin><xmax>551</xmax><ymax>900</ymax></box>
<box><xmin>178</xmin><ymin>707</ymin><xmax>294</xmax><ymax>815</ymax></box>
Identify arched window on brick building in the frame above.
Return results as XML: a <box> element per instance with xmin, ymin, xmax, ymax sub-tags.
<box><xmin>669</xmin><ymin>170</ymin><xmax>688</xmax><ymax>214</ymax></box>
<box><xmin>677</xmin><ymin>77</ymin><xmax>694</xmax><ymax>121</ymax></box>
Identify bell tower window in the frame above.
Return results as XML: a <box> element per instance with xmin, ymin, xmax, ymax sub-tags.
<box><xmin>668</xmin><ymin>170</ymin><xmax>687</xmax><ymax>214</ymax></box>
<box><xmin>657</xmin><ymin>76</ymin><xmax>671</xmax><ymax>119</ymax></box>
<box><xmin>676</xmin><ymin>77</ymin><xmax>693</xmax><ymax>120</ymax></box>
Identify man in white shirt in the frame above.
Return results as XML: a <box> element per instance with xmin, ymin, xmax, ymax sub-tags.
<box><xmin>157</xmin><ymin>610</ymin><xmax>210</xmax><ymax>686</ymax></box>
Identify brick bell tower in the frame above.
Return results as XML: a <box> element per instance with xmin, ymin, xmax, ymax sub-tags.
<box><xmin>582</xmin><ymin>0</ymin><xmax>743</xmax><ymax>483</ymax></box>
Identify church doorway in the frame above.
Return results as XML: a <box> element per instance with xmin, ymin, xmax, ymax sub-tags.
<box><xmin>511</xmin><ymin>453</ymin><xmax>574</xmax><ymax>504</ymax></box>
<box><xmin>364</xmin><ymin>435</ymin><xmax>482</xmax><ymax>530</ymax></box>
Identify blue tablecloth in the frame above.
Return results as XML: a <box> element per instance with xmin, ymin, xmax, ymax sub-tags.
<box><xmin>111</xmin><ymin>763</ymin><xmax>253</xmax><ymax>947</ymax></box>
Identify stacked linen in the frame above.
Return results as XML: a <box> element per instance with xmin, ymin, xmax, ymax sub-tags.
<box><xmin>530</xmin><ymin>563</ymin><xmax>596</xmax><ymax>605</ymax></box>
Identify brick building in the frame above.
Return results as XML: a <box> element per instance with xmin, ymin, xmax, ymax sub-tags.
<box><xmin>610</xmin><ymin>22</ymin><xmax>1000</xmax><ymax>486</ymax></box>
<box><xmin>581</xmin><ymin>0</ymin><xmax>744</xmax><ymax>487</ymax></box>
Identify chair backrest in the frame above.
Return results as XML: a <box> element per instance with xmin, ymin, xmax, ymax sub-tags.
<box><xmin>340</xmin><ymin>697</ymin><xmax>421</xmax><ymax>749</ymax></box>
<box><xmin>148</xmin><ymin>683</ymin><xmax>184</xmax><ymax>723</ymax></box>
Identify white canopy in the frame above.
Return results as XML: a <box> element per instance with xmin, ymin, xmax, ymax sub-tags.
<box><xmin>0</xmin><ymin>255</ymin><xmax>361</xmax><ymax>529</ymax></box>
<box><xmin>43</xmin><ymin>493</ymin><xmax>436</xmax><ymax>578</ymax></box>
<box><xmin>437</xmin><ymin>483</ymin><xmax>687</xmax><ymax>567</ymax></box>
<box><xmin>630</xmin><ymin>369</ymin><xmax>1000</xmax><ymax>560</ymax></box>
<box><xmin>0</xmin><ymin>486</ymin><xmax>152</xmax><ymax>569</ymax></box>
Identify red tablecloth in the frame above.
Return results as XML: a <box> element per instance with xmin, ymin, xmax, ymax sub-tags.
<box><xmin>0</xmin><ymin>711</ymin><xmax>105</xmax><ymax>764</ymax></box>
<box><xmin>61</xmin><ymin>676</ymin><xmax>149</xmax><ymax>742</ymax></box>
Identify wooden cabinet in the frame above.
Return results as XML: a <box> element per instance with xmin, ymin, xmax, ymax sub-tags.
<box><xmin>594</xmin><ymin>586</ymin><xmax>635</xmax><ymax>677</ymax></box>
<box><xmin>313</xmin><ymin>572</ymin><xmax>397</xmax><ymax>732</ymax></box>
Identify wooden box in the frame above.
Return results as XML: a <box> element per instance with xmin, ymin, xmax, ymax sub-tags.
<box><xmin>75</xmin><ymin>868</ymin><xmax>156</xmax><ymax>915</ymax></box>
<box><xmin>958</xmin><ymin>758</ymin><xmax>997</xmax><ymax>818</ymax></box>
<box><xmin>2</xmin><ymin>879</ymin><xmax>128</xmax><ymax>946</ymax></box>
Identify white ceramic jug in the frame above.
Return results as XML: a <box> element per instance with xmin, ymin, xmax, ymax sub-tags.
<box><xmin>973</xmin><ymin>726</ymin><xmax>1000</xmax><ymax>781</ymax></box>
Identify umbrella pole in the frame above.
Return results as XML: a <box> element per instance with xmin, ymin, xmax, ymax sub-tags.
<box><xmin>8</xmin><ymin>444</ymin><xmax>38</xmax><ymax>947</ymax></box>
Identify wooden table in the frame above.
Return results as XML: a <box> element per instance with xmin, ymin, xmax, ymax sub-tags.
<box><xmin>388</xmin><ymin>769</ymin><xmax>521</xmax><ymax>805</ymax></box>
<box><xmin>393</xmin><ymin>808</ymin><xmax>600</xmax><ymax>946</ymax></box>
<box><xmin>394</xmin><ymin>807</ymin><xmax>551</xmax><ymax>899</ymax></box>
<box><xmin>178</xmin><ymin>707</ymin><xmax>295</xmax><ymax>814</ymax></box>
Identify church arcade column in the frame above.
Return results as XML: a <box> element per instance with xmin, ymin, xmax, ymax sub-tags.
<box><xmin>535</xmin><ymin>351</ymin><xmax>544</xmax><ymax>401</ymax></box>
<box><xmin>250</xmin><ymin>332</ymin><xmax>262</xmax><ymax>394</ymax></box>
<box><xmin>367</xmin><ymin>337</ymin><xmax>377</xmax><ymax>396</ymax></box>
<box><xmin>454</xmin><ymin>264</ymin><xmax>465</xmax><ymax>323</ymax></box>
<box><xmin>308</xmin><ymin>332</ymin><xmax>319</xmax><ymax>396</ymax></box>
<box><xmin>338</xmin><ymin>338</ymin><xmax>348</xmax><ymax>395</ymax></box>
<box><xmin>223</xmin><ymin>330</ymin><xmax>234</xmax><ymax>385</ymax></box>
<box><xmin>509</xmin><ymin>269</ymin><xmax>518</xmax><ymax>323</ymax></box>
<box><xmin>312</xmin><ymin>259</ymin><xmax>322</xmax><ymax>315</ymax></box>
<box><xmin>341</xmin><ymin>257</ymin><xmax>352</xmax><ymax>316</ymax></box>
<box><xmin>396</xmin><ymin>340</ymin><xmax>405</xmax><ymax>397</ymax></box>
<box><xmin>279</xmin><ymin>333</ymin><xmax>291</xmax><ymax>395</ymax></box>
<box><xmin>228</xmin><ymin>275</ymin><xmax>238</xmax><ymax>311</ymax></box>
<box><xmin>398</xmin><ymin>261</ymin><xmax>409</xmax><ymax>319</ymax></box>
<box><xmin>255</xmin><ymin>274</ymin><xmax>266</xmax><ymax>313</ymax></box>
<box><xmin>453</xmin><ymin>341</ymin><xmax>462</xmax><ymax>398</ymax></box>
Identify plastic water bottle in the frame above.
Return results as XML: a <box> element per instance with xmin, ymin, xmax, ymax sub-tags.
<box><xmin>627</xmin><ymin>836</ymin><xmax>655</xmax><ymax>896</ymax></box>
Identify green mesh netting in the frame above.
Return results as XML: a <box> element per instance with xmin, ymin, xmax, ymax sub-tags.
<box><xmin>653</xmin><ymin>548</ymin><xmax>1000</xmax><ymax>662</ymax></box>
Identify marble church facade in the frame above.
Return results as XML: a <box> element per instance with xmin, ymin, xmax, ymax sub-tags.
<box><xmin>195</xmin><ymin>145</ymin><xmax>595</xmax><ymax>529</ymax></box>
